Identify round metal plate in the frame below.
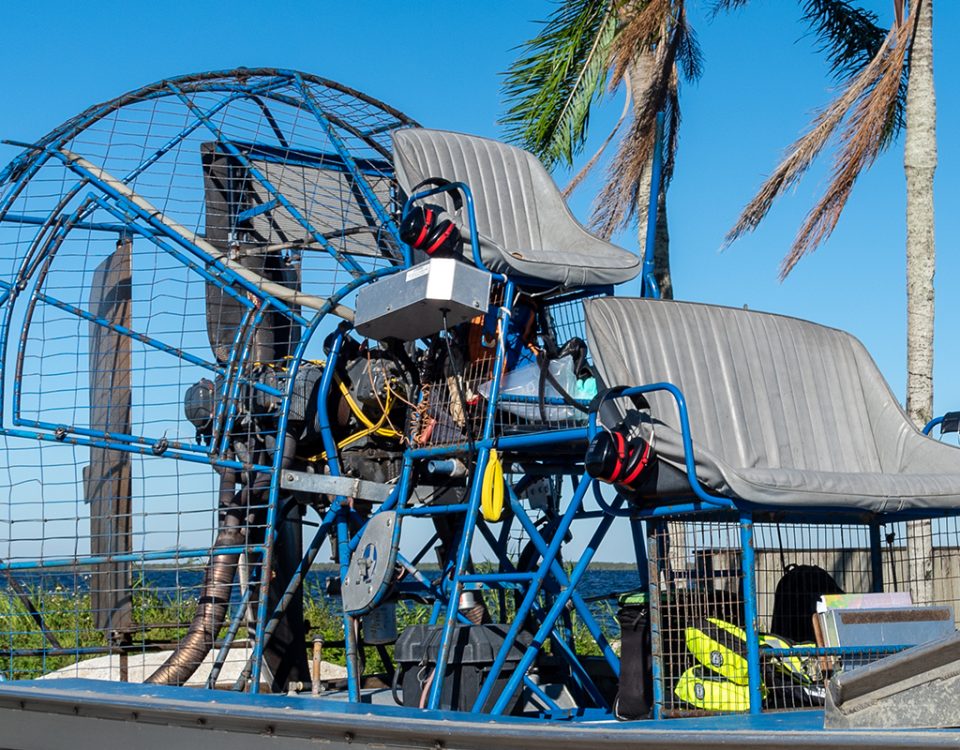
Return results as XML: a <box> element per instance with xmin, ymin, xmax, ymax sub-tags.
<box><xmin>341</xmin><ymin>510</ymin><xmax>399</xmax><ymax>614</ymax></box>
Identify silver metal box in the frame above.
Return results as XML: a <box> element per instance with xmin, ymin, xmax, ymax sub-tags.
<box><xmin>354</xmin><ymin>258</ymin><xmax>491</xmax><ymax>341</ymax></box>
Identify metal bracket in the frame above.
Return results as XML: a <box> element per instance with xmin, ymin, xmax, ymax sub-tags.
<box><xmin>342</xmin><ymin>511</ymin><xmax>399</xmax><ymax>614</ymax></box>
<box><xmin>280</xmin><ymin>469</ymin><xmax>393</xmax><ymax>503</ymax></box>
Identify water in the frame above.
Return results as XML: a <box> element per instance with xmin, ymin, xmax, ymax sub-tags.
<box><xmin>0</xmin><ymin>566</ymin><xmax>644</xmax><ymax>627</ymax></box>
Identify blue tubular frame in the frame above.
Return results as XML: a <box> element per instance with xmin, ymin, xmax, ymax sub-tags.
<box><xmin>0</xmin><ymin>68</ymin><xmax>436</xmax><ymax>696</ymax></box>
<box><xmin>739</xmin><ymin>513</ymin><xmax>763</xmax><ymax>714</ymax></box>
<box><xmin>293</xmin><ymin>73</ymin><xmax>401</xmax><ymax>245</ymax></box>
<box><xmin>311</xmin><ymin>326</ymin><xmax>365</xmax><ymax>701</ymax></box>
<box><xmin>470</xmin><ymin>505</ymin><xmax>617</xmax><ymax>704</ymax></box>
<box><xmin>640</xmin><ymin>112</ymin><xmax>665</xmax><ymax>299</ymax></box>
<box><xmin>505</xmin><ymin>488</ymin><xmax>620</xmax><ymax>676</ymax></box>
<box><xmin>421</xmin><ymin>279</ymin><xmax>515</xmax><ymax>709</ymax></box>
<box><xmin>43</xmin><ymin>148</ymin><xmax>312</xmax><ymax>325</ymax></box>
<box><xmin>465</xmin><ymin>474</ymin><xmax>595</xmax><ymax>713</ymax></box>
<box><xmin>488</xmin><ymin>490</ymin><xmax>622</xmax><ymax>716</ymax></box>
<box><xmin>10</xmin><ymin>68</ymin><xmax>926</xmax><ymax>725</ymax></box>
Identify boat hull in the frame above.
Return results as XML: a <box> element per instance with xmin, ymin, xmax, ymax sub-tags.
<box><xmin>0</xmin><ymin>679</ymin><xmax>957</xmax><ymax>750</ymax></box>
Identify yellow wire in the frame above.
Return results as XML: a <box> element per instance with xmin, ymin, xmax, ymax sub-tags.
<box><xmin>300</xmin><ymin>374</ymin><xmax>402</xmax><ymax>463</ymax></box>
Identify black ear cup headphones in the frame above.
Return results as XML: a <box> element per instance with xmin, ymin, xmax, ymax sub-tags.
<box><xmin>399</xmin><ymin>178</ymin><xmax>464</xmax><ymax>258</ymax></box>
<box><xmin>584</xmin><ymin>387</ymin><xmax>655</xmax><ymax>491</ymax></box>
<box><xmin>400</xmin><ymin>204</ymin><xmax>463</xmax><ymax>257</ymax></box>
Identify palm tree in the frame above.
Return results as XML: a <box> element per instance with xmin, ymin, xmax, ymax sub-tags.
<box><xmin>501</xmin><ymin>1</ymin><xmax>702</xmax><ymax>299</ymax></box>
<box><xmin>501</xmin><ymin>1</ymin><xmax>889</xmax><ymax>300</ymax></box>
<box><xmin>726</xmin><ymin>0</ymin><xmax>935</xmax><ymax>603</ymax></box>
<box><xmin>726</xmin><ymin>0</ymin><xmax>933</xmax><ymax>429</ymax></box>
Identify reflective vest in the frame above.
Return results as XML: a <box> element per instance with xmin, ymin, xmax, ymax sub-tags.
<box><xmin>675</xmin><ymin>666</ymin><xmax>757</xmax><ymax>712</ymax></box>
<box><xmin>677</xmin><ymin>618</ymin><xmax>815</xmax><ymax>711</ymax></box>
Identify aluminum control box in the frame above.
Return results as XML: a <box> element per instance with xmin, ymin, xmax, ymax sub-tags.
<box><xmin>354</xmin><ymin>258</ymin><xmax>491</xmax><ymax>341</ymax></box>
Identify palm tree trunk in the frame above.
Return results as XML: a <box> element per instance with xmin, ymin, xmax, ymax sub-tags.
<box><xmin>905</xmin><ymin>0</ymin><xmax>936</xmax><ymax>428</ymax></box>
<box><xmin>904</xmin><ymin>0</ymin><xmax>936</xmax><ymax>605</ymax></box>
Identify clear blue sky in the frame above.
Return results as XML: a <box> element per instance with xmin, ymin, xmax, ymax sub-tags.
<box><xmin>0</xmin><ymin>1</ymin><xmax>957</xmax><ymax>559</ymax></box>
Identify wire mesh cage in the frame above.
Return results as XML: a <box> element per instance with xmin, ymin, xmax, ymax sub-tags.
<box><xmin>648</xmin><ymin>513</ymin><xmax>960</xmax><ymax>717</ymax></box>
<box><xmin>0</xmin><ymin>69</ymin><xmax>415</xmax><ymax>685</ymax></box>
<box><xmin>411</xmin><ymin>289</ymin><xmax>597</xmax><ymax>450</ymax></box>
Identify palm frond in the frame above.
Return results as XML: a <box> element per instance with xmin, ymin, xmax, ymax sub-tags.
<box><xmin>801</xmin><ymin>0</ymin><xmax>886</xmax><ymax>82</ymax></box>
<box><xmin>708</xmin><ymin>0</ymin><xmax>750</xmax><ymax>19</ymax></box>
<box><xmin>562</xmin><ymin>78</ymin><xmax>632</xmax><ymax>198</ymax></box>
<box><xmin>609</xmin><ymin>0</ymin><xmax>670</xmax><ymax>88</ymax></box>
<box><xmin>590</xmin><ymin>1</ymin><xmax>694</xmax><ymax>238</ymax></box>
<box><xmin>724</xmin><ymin>23</ymin><xmax>898</xmax><ymax>250</ymax></box>
<box><xmin>779</xmin><ymin>16</ymin><xmax>912</xmax><ymax>277</ymax></box>
<box><xmin>803</xmin><ymin>0</ymin><xmax>907</xmax><ymax>144</ymax></box>
<box><xmin>662</xmin><ymin>78</ymin><xmax>683</xmax><ymax>182</ymax></box>
<box><xmin>500</xmin><ymin>1</ymin><xmax>617</xmax><ymax>168</ymax></box>
<box><xmin>592</xmin><ymin>32</ymin><xmax>678</xmax><ymax>237</ymax></box>
<box><xmin>675</xmin><ymin>9</ymin><xmax>704</xmax><ymax>82</ymax></box>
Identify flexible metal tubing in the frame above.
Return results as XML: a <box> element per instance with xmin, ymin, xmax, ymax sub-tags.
<box><xmin>145</xmin><ymin>468</ymin><xmax>242</xmax><ymax>686</ymax></box>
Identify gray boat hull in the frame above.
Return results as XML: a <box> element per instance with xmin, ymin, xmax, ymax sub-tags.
<box><xmin>0</xmin><ymin>680</ymin><xmax>958</xmax><ymax>750</ymax></box>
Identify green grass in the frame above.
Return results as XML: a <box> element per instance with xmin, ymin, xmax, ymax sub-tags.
<box><xmin>0</xmin><ymin>582</ymin><xmax>618</xmax><ymax>680</ymax></box>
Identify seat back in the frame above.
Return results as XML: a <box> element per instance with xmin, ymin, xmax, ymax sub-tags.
<box><xmin>392</xmin><ymin>128</ymin><xmax>640</xmax><ymax>287</ymax></box>
<box><xmin>585</xmin><ymin>297</ymin><xmax>904</xmax><ymax>475</ymax></box>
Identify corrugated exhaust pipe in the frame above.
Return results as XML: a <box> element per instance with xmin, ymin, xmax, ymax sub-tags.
<box><xmin>146</xmin><ymin>470</ymin><xmax>244</xmax><ymax>685</ymax></box>
<box><xmin>146</xmin><ymin>468</ymin><xmax>245</xmax><ymax>686</ymax></box>
<box><xmin>147</xmin><ymin>433</ymin><xmax>301</xmax><ymax>688</ymax></box>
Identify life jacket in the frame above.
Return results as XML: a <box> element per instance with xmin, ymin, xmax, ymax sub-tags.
<box><xmin>674</xmin><ymin>666</ymin><xmax>758</xmax><ymax>712</ymax></box>
<box><xmin>676</xmin><ymin>617</ymin><xmax>820</xmax><ymax>712</ymax></box>
<box><xmin>684</xmin><ymin>617</ymin><xmax>751</xmax><ymax>685</ymax></box>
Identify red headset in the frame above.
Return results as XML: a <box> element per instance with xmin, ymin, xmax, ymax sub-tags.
<box><xmin>399</xmin><ymin>178</ymin><xmax>464</xmax><ymax>258</ymax></box>
<box><xmin>584</xmin><ymin>387</ymin><xmax>655</xmax><ymax>490</ymax></box>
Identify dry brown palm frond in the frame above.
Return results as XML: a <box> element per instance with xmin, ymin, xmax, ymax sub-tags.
<box><xmin>591</xmin><ymin>14</ymin><xmax>678</xmax><ymax>238</ymax></box>
<box><xmin>724</xmin><ymin>24</ymin><xmax>899</xmax><ymax>251</ymax></box>
<box><xmin>779</xmin><ymin>16</ymin><xmax>913</xmax><ymax>277</ymax></box>
<box><xmin>609</xmin><ymin>0</ymin><xmax>671</xmax><ymax>88</ymax></box>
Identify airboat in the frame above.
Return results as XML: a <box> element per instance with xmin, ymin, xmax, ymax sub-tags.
<box><xmin>0</xmin><ymin>68</ymin><xmax>959</xmax><ymax>749</ymax></box>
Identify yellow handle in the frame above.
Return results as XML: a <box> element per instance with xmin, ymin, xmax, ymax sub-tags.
<box><xmin>481</xmin><ymin>449</ymin><xmax>505</xmax><ymax>522</ymax></box>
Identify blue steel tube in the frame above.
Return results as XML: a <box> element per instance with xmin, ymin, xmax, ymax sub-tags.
<box><xmin>472</xmin><ymin>511</ymin><xmax>614</xmax><ymax>702</ymax></box>
<box><xmin>647</xmin><ymin>519</ymin><xmax>664</xmax><ymax>719</ymax></box>
<box><xmin>507</xmin><ymin>491</ymin><xmax>621</xmax><ymax>676</ymax></box>
<box><xmin>424</xmin><ymin>280</ymin><xmax>516</xmax><ymax>710</ymax></box>
<box><xmin>205</xmin><ymin>583</ymin><xmax>255</xmax><ymax>689</ymax></box>
<box><xmin>312</xmin><ymin>327</ymin><xmax>363</xmax><ymax>701</ymax></box>
<box><xmin>249</xmin><ymin>308</ymin><xmax>324</xmax><ymax>692</ymax></box>
<box><xmin>641</xmin><ymin>112</ymin><xmax>665</xmax><ymax>300</ymax></box>
<box><xmin>238</xmin><ymin>504</ymin><xmax>339</xmax><ymax>688</ymax></box>
<box><xmin>469</xmin><ymin>475</ymin><xmax>594</xmax><ymax>713</ymax></box>
<box><xmin>489</xmin><ymin>482</ymin><xmax>618</xmax><ymax>715</ymax></box>
<box><xmin>294</xmin><ymin>73</ymin><xmax>398</xmax><ymax>237</ymax></box>
<box><xmin>739</xmin><ymin>512</ymin><xmax>763</xmax><ymax>714</ymax></box>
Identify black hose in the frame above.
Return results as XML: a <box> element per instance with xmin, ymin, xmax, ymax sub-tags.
<box><xmin>146</xmin><ymin>468</ymin><xmax>243</xmax><ymax>686</ymax></box>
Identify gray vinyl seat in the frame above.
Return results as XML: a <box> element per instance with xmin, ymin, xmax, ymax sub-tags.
<box><xmin>584</xmin><ymin>297</ymin><xmax>960</xmax><ymax>512</ymax></box>
<box><xmin>392</xmin><ymin>128</ymin><xmax>641</xmax><ymax>289</ymax></box>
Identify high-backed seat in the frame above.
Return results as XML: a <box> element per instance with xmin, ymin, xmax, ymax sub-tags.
<box><xmin>585</xmin><ymin>297</ymin><xmax>960</xmax><ymax>512</ymax></box>
<box><xmin>392</xmin><ymin>128</ymin><xmax>641</xmax><ymax>289</ymax></box>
